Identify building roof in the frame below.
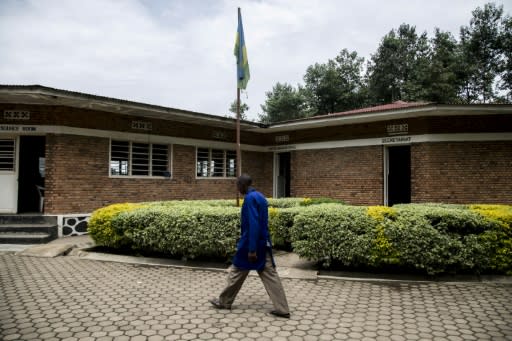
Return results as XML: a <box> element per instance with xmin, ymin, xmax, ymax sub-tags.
<box><xmin>0</xmin><ymin>84</ymin><xmax>263</xmax><ymax>130</ymax></box>
<box><xmin>264</xmin><ymin>100</ymin><xmax>511</xmax><ymax>133</ymax></box>
<box><xmin>1</xmin><ymin>85</ymin><xmax>510</xmax><ymax>134</ymax></box>
<box><xmin>328</xmin><ymin>100</ymin><xmax>432</xmax><ymax>116</ymax></box>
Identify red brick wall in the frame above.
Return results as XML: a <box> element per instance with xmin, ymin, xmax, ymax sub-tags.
<box><xmin>412</xmin><ymin>142</ymin><xmax>512</xmax><ymax>204</ymax></box>
<box><xmin>241</xmin><ymin>151</ymin><xmax>274</xmax><ymax>198</ymax></box>
<box><xmin>291</xmin><ymin>146</ymin><xmax>383</xmax><ymax>205</ymax></box>
<box><xmin>45</xmin><ymin>134</ymin><xmax>272</xmax><ymax>214</ymax></box>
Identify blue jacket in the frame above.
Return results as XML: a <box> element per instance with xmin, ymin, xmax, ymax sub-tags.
<box><xmin>232</xmin><ymin>188</ymin><xmax>272</xmax><ymax>271</ymax></box>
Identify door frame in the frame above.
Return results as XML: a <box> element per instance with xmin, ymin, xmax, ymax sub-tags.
<box><xmin>273</xmin><ymin>152</ymin><xmax>280</xmax><ymax>198</ymax></box>
<box><xmin>273</xmin><ymin>151</ymin><xmax>291</xmax><ymax>198</ymax></box>
<box><xmin>0</xmin><ymin>136</ymin><xmax>20</xmax><ymax>213</ymax></box>
<box><xmin>383</xmin><ymin>144</ymin><xmax>411</xmax><ymax>206</ymax></box>
<box><xmin>17</xmin><ymin>135</ymin><xmax>46</xmax><ymax>213</ymax></box>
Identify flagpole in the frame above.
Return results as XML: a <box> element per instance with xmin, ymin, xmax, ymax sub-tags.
<box><xmin>235</xmin><ymin>6</ymin><xmax>245</xmax><ymax>208</ymax></box>
<box><xmin>236</xmin><ymin>87</ymin><xmax>241</xmax><ymax>207</ymax></box>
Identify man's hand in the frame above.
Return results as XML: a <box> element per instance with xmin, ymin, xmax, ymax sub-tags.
<box><xmin>248</xmin><ymin>252</ymin><xmax>257</xmax><ymax>262</ymax></box>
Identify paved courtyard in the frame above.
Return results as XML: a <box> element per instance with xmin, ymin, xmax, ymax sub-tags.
<box><xmin>1</xmin><ymin>253</ymin><xmax>512</xmax><ymax>341</ymax></box>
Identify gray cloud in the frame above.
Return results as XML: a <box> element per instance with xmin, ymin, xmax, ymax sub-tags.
<box><xmin>0</xmin><ymin>0</ymin><xmax>505</xmax><ymax>121</ymax></box>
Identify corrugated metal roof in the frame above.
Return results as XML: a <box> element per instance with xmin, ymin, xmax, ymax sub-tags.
<box><xmin>328</xmin><ymin>100</ymin><xmax>432</xmax><ymax>116</ymax></box>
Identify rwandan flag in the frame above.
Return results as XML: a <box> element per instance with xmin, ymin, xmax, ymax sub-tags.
<box><xmin>234</xmin><ymin>8</ymin><xmax>250</xmax><ymax>90</ymax></box>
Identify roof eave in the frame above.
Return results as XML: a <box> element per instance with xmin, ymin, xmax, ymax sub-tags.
<box><xmin>0</xmin><ymin>85</ymin><xmax>263</xmax><ymax>130</ymax></box>
<box><xmin>250</xmin><ymin>104</ymin><xmax>512</xmax><ymax>133</ymax></box>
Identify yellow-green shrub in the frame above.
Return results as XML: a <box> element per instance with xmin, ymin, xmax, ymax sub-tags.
<box><xmin>469</xmin><ymin>205</ymin><xmax>512</xmax><ymax>228</ymax></box>
<box><xmin>88</xmin><ymin>203</ymin><xmax>145</xmax><ymax>248</ymax></box>
<box><xmin>469</xmin><ymin>204</ymin><xmax>512</xmax><ymax>274</ymax></box>
<box><xmin>367</xmin><ymin>206</ymin><xmax>399</xmax><ymax>266</ymax></box>
<box><xmin>367</xmin><ymin>206</ymin><xmax>396</xmax><ymax>221</ymax></box>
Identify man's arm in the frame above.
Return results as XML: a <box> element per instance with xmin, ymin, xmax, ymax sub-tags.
<box><xmin>246</xmin><ymin>195</ymin><xmax>260</xmax><ymax>262</ymax></box>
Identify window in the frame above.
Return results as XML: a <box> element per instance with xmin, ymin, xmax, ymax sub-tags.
<box><xmin>0</xmin><ymin>139</ymin><xmax>15</xmax><ymax>171</ymax></box>
<box><xmin>111</xmin><ymin>141</ymin><xmax>129</xmax><ymax>175</ymax></box>
<box><xmin>151</xmin><ymin>144</ymin><xmax>169</xmax><ymax>176</ymax></box>
<box><xmin>132</xmin><ymin>143</ymin><xmax>149</xmax><ymax>175</ymax></box>
<box><xmin>110</xmin><ymin>140</ymin><xmax>170</xmax><ymax>177</ymax></box>
<box><xmin>196</xmin><ymin>148</ymin><xmax>237</xmax><ymax>178</ymax></box>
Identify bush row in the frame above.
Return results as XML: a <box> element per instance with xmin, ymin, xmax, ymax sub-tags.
<box><xmin>88</xmin><ymin>200</ymin><xmax>512</xmax><ymax>275</ymax></box>
<box><xmin>291</xmin><ymin>204</ymin><xmax>512</xmax><ymax>275</ymax></box>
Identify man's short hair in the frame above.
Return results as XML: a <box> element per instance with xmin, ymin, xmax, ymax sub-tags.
<box><xmin>237</xmin><ymin>174</ymin><xmax>252</xmax><ymax>187</ymax></box>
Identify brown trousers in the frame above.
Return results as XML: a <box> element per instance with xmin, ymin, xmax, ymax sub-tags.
<box><xmin>218</xmin><ymin>252</ymin><xmax>290</xmax><ymax>314</ymax></box>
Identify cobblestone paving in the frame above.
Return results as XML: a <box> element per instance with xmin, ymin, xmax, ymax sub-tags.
<box><xmin>1</xmin><ymin>254</ymin><xmax>512</xmax><ymax>341</ymax></box>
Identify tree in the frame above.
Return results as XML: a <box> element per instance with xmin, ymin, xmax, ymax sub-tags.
<box><xmin>366</xmin><ymin>24</ymin><xmax>431</xmax><ymax>104</ymax></box>
<box><xmin>229</xmin><ymin>100</ymin><xmax>249</xmax><ymax>121</ymax></box>
<box><xmin>259</xmin><ymin>83</ymin><xmax>310</xmax><ymax>124</ymax></box>
<box><xmin>425</xmin><ymin>29</ymin><xmax>464</xmax><ymax>103</ymax></box>
<box><xmin>459</xmin><ymin>3</ymin><xmax>504</xmax><ymax>103</ymax></box>
<box><xmin>303</xmin><ymin>49</ymin><xmax>365</xmax><ymax>115</ymax></box>
<box><xmin>497</xmin><ymin>13</ymin><xmax>512</xmax><ymax>102</ymax></box>
<box><xmin>258</xmin><ymin>2</ymin><xmax>511</xmax><ymax>112</ymax></box>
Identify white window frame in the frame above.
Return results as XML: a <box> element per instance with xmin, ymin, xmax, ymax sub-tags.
<box><xmin>195</xmin><ymin>147</ymin><xmax>237</xmax><ymax>179</ymax></box>
<box><xmin>0</xmin><ymin>139</ymin><xmax>16</xmax><ymax>172</ymax></box>
<box><xmin>109</xmin><ymin>140</ymin><xmax>171</xmax><ymax>178</ymax></box>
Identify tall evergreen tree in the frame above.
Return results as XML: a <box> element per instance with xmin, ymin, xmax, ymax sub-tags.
<box><xmin>459</xmin><ymin>3</ymin><xmax>504</xmax><ymax>103</ymax></box>
<box><xmin>426</xmin><ymin>29</ymin><xmax>464</xmax><ymax>103</ymax></box>
<box><xmin>259</xmin><ymin>83</ymin><xmax>310</xmax><ymax>124</ymax></box>
<box><xmin>303</xmin><ymin>49</ymin><xmax>365</xmax><ymax>115</ymax></box>
<box><xmin>367</xmin><ymin>24</ymin><xmax>430</xmax><ymax>104</ymax></box>
<box><xmin>498</xmin><ymin>13</ymin><xmax>512</xmax><ymax>101</ymax></box>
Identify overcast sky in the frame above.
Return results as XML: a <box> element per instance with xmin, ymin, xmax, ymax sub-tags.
<box><xmin>0</xmin><ymin>0</ymin><xmax>508</xmax><ymax>121</ymax></box>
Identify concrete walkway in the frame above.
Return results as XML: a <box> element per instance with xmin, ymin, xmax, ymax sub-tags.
<box><xmin>5</xmin><ymin>236</ymin><xmax>319</xmax><ymax>280</ymax></box>
<box><xmin>1</xmin><ymin>236</ymin><xmax>512</xmax><ymax>340</ymax></box>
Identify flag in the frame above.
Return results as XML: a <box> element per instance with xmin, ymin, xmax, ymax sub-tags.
<box><xmin>234</xmin><ymin>8</ymin><xmax>250</xmax><ymax>90</ymax></box>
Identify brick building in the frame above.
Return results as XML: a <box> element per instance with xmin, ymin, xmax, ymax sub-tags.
<box><xmin>0</xmin><ymin>85</ymin><xmax>511</xmax><ymax>236</ymax></box>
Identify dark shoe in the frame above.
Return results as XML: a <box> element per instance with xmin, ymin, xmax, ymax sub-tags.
<box><xmin>209</xmin><ymin>298</ymin><xmax>231</xmax><ymax>310</ymax></box>
<box><xmin>270</xmin><ymin>310</ymin><xmax>290</xmax><ymax>318</ymax></box>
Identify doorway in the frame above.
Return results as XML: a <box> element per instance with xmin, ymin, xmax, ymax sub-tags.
<box><xmin>386</xmin><ymin>145</ymin><xmax>411</xmax><ymax>206</ymax></box>
<box><xmin>17</xmin><ymin>136</ymin><xmax>46</xmax><ymax>213</ymax></box>
<box><xmin>275</xmin><ymin>152</ymin><xmax>291</xmax><ymax>198</ymax></box>
<box><xmin>0</xmin><ymin>138</ymin><xmax>17</xmax><ymax>213</ymax></box>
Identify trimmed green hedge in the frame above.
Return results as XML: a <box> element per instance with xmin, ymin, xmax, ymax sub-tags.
<box><xmin>291</xmin><ymin>205</ymin><xmax>377</xmax><ymax>267</ymax></box>
<box><xmin>88</xmin><ymin>199</ymin><xmax>512</xmax><ymax>275</ymax></box>
<box><xmin>290</xmin><ymin>204</ymin><xmax>512</xmax><ymax>275</ymax></box>
<box><xmin>113</xmin><ymin>205</ymin><xmax>240</xmax><ymax>259</ymax></box>
<box><xmin>87</xmin><ymin>203</ymin><xmax>144</xmax><ymax>248</ymax></box>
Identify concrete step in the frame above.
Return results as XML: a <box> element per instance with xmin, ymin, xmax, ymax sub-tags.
<box><xmin>0</xmin><ymin>215</ymin><xmax>57</xmax><ymax>225</ymax></box>
<box><xmin>0</xmin><ymin>223</ymin><xmax>57</xmax><ymax>233</ymax></box>
<box><xmin>0</xmin><ymin>232</ymin><xmax>54</xmax><ymax>244</ymax></box>
<box><xmin>0</xmin><ymin>215</ymin><xmax>58</xmax><ymax>244</ymax></box>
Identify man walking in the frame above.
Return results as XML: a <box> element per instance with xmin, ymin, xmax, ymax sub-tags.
<box><xmin>209</xmin><ymin>175</ymin><xmax>290</xmax><ymax>318</ymax></box>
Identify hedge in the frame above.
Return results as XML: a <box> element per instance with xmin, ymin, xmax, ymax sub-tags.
<box><xmin>88</xmin><ymin>198</ymin><xmax>313</xmax><ymax>256</ymax></box>
<box><xmin>113</xmin><ymin>205</ymin><xmax>240</xmax><ymax>259</ymax></box>
<box><xmin>87</xmin><ymin>203</ymin><xmax>144</xmax><ymax>248</ymax></box>
<box><xmin>290</xmin><ymin>203</ymin><xmax>512</xmax><ymax>275</ymax></box>
<box><xmin>290</xmin><ymin>205</ymin><xmax>377</xmax><ymax>267</ymax></box>
<box><xmin>88</xmin><ymin>200</ymin><xmax>512</xmax><ymax>275</ymax></box>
